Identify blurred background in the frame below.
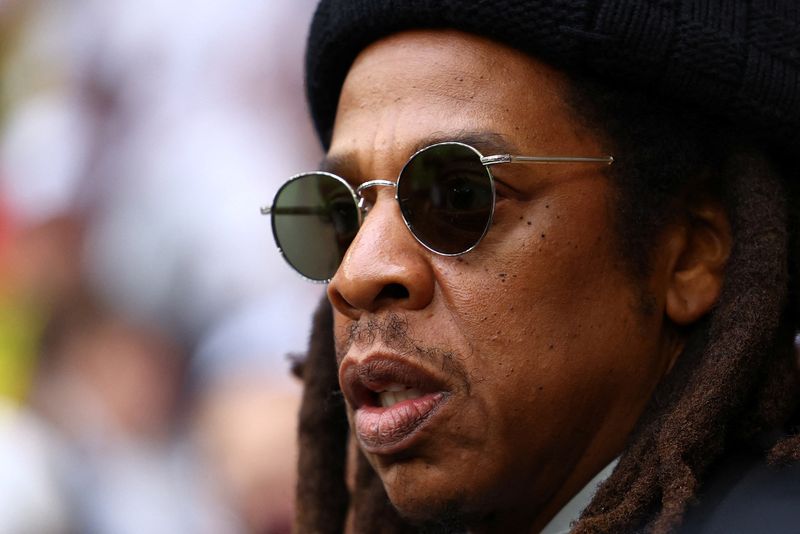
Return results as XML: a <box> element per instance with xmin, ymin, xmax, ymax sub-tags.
<box><xmin>0</xmin><ymin>0</ymin><xmax>323</xmax><ymax>532</ymax></box>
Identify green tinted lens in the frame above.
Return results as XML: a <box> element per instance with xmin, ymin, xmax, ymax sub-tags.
<box><xmin>271</xmin><ymin>173</ymin><xmax>359</xmax><ymax>281</ymax></box>
<box><xmin>397</xmin><ymin>143</ymin><xmax>494</xmax><ymax>254</ymax></box>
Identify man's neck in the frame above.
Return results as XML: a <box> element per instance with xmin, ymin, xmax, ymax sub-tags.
<box><xmin>540</xmin><ymin>459</ymin><xmax>618</xmax><ymax>534</ymax></box>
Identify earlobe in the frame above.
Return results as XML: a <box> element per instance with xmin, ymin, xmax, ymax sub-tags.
<box><xmin>665</xmin><ymin>204</ymin><xmax>732</xmax><ymax>326</ymax></box>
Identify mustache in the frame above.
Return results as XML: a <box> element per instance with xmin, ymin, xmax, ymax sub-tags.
<box><xmin>336</xmin><ymin>312</ymin><xmax>472</xmax><ymax>393</ymax></box>
<box><xmin>339</xmin><ymin>313</ymin><xmax>413</xmax><ymax>355</ymax></box>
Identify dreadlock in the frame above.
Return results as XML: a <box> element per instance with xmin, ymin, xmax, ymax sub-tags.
<box><xmin>567</xmin><ymin>74</ymin><xmax>800</xmax><ymax>533</ymax></box>
<box><xmin>294</xmin><ymin>302</ymin><xmax>350</xmax><ymax>533</ymax></box>
<box><xmin>293</xmin><ymin>72</ymin><xmax>800</xmax><ymax>533</ymax></box>
<box><xmin>573</xmin><ymin>148</ymin><xmax>798</xmax><ymax>533</ymax></box>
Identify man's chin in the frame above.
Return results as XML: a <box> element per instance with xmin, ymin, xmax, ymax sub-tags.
<box><xmin>389</xmin><ymin>491</ymin><xmax>471</xmax><ymax>533</ymax></box>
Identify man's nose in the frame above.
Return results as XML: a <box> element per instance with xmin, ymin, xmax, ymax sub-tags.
<box><xmin>327</xmin><ymin>190</ymin><xmax>435</xmax><ymax>318</ymax></box>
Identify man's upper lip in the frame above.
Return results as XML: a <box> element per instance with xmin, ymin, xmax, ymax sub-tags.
<box><xmin>340</xmin><ymin>355</ymin><xmax>450</xmax><ymax>409</ymax></box>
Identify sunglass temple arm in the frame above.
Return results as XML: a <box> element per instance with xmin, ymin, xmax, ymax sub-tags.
<box><xmin>481</xmin><ymin>155</ymin><xmax>614</xmax><ymax>166</ymax></box>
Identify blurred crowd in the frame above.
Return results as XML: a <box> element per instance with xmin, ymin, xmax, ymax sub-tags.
<box><xmin>0</xmin><ymin>0</ymin><xmax>323</xmax><ymax>532</ymax></box>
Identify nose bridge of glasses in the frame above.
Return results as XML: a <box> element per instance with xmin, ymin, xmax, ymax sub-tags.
<box><xmin>355</xmin><ymin>179</ymin><xmax>398</xmax><ymax>212</ymax></box>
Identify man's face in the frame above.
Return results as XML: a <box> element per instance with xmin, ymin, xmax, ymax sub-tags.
<box><xmin>325</xmin><ymin>30</ymin><xmax>677</xmax><ymax>531</ymax></box>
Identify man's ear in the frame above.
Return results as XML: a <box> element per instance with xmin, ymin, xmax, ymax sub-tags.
<box><xmin>664</xmin><ymin>202</ymin><xmax>732</xmax><ymax>325</ymax></box>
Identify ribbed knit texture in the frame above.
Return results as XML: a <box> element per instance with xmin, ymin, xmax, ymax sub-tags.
<box><xmin>305</xmin><ymin>0</ymin><xmax>800</xmax><ymax>153</ymax></box>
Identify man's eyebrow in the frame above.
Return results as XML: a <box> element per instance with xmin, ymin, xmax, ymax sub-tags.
<box><xmin>409</xmin><ymin>131</ymin><xmax>519</xmax><ymax>156</ymax></box>
<box><xmin>318</xmin><ymin>152</ymin><xmax>352</xmax><ymax>174</ymax></box>
<box><xmin>317</xmin><ymin>130</ymin><xmax>518</xmax><ymax>175</ymax></box>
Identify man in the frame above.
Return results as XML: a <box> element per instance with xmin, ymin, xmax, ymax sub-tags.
<box><xmin>264</xmin><ymin>1</ymin><xmax>800</xmax><ymax>532</ymax></box>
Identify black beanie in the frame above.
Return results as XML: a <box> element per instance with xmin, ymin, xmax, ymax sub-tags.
<box><xmin>305</xmin><ymin>0</ymin><xmax>800</xmax><ymax>154</ymax></box>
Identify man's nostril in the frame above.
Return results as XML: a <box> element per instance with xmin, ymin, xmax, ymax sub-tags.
<box><xmin>376</xmin><ymin>283</ymin><xmax>410</xmax><ymax>301</ymax></box>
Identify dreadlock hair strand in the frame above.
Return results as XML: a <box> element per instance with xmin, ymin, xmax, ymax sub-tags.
<box><xmin>575</xmin><ymin>147</ymin><xmax>796</xmax><ymax>533</ymax></box>
<box><xmin>295</xmin><ymin>299</ymin><xmax>350</xmax><ymax>533</ymax></box>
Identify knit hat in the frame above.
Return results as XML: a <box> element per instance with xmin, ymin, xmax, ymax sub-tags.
<box><xmin>305</xmin><ymin>0</ymin><xmax>800</xmax><ymax>153</ymax></box>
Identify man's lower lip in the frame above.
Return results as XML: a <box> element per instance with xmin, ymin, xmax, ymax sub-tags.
<box><xmin>354</xmin><ymin>392</ymin><xmax>446</xmax><ymax>454</ymax></box>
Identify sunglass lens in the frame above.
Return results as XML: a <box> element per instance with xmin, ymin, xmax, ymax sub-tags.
<box><xmin>271</xmin><ymin>173</ymin><xmax>359</xmax><ymax>281</ymax></box>
<box><xmin>397</xmin><ymin>143</ymin><xmax>494</xmax><ymax>254</ymax></box>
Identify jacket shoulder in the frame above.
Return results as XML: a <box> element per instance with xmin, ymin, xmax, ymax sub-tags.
<box><xmin>680</xmin><ymin>452</ymin><xmax>800</xmax><ymax>534</ymax></box>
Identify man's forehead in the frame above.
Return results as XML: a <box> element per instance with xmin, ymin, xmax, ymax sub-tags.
<box><xmin>324</xmin><ymin>29</ymin><xmax>601</xmax><ymax>179</ymax></box>
<box><xmin>345</xmin><ymin>30</ymin><xmax>500</xmax><ymax>85</ymax></box>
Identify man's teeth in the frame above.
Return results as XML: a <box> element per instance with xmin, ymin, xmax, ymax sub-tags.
<box><xmin>378</xmin><ymin>386</ymin><xmax>424</xmax><ymax>408</ymax></box>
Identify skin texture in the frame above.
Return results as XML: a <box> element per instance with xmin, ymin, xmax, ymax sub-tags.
<box><xmin>324</xmin><ymin>30</ymin><xmax>724</xmax><ymax>532</ymax></box>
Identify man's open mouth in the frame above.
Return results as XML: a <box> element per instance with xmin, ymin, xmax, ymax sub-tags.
<box><xmin>376</xmin><ymin>383</ymin><xmax>425</xmax><ymax>408</ymax></box>
<box><xmin>340</xmin><ymin>357</ymin><xmax>451</xmax><ymax>454</ymax></box>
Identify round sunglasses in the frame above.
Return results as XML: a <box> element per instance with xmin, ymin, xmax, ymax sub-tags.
<box><xmin>261</xmin><ymin>141</ymin><xmax>613</xmax><ymax>282</ymax></box>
